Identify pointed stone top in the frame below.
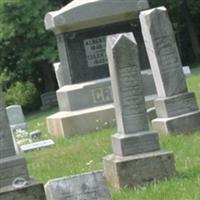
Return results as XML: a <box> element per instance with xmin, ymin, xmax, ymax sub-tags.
<box><xmin>44</xmin><ymin>0</ymin><xmax>149</xmax><ymax>33</ymax></box>
<box><xmin>107</xmin><ymin>32</ymin><xmax>136</xmax><ymax>50</ymax></box>
<box><xmin>140</xmin><ymin>6</ymin><xmax>166</xmax><ymax>17</ymax></box>
<box><xmin>139</xmin><ymin>6</ymin><xmax>173</xmax><ymax>38</ymax></box>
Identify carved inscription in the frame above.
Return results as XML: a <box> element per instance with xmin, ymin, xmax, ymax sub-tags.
<box><xmin>84</xmin><ymin>36</ymin><xmax>108</xmax><ymax>67</ymax></box>
<box><xmin>118</xmin><ymin>66</ymin><xmax>144</xmax><ymax>116</ymax></box>
<box><xmin>154</xmin><ymin>35</ymin><xmax>180</xmax><ymax>71</ymax></box>
<box><xmin>92</xmin><ymin>86</ymin><xmax>112</xmax><ymax>104</ymax></box>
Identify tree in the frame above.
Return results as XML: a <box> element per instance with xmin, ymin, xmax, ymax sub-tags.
<box><xmin>0</xmin><ymin>0</ymin><xmax>72</xmax><ymax>92</ymax></box>
<box><xmin>149</xmin><ymin>0</ymin><xmax>200</xmax><ymax>63</ymax></box>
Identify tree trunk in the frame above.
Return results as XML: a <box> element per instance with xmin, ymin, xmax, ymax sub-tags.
<box><xmin>181</xmin><ymin>0</ymin><xmax>200</xmax><ymax>61</ymax></box>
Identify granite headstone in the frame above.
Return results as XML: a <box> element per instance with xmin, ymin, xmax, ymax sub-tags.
<box><xmin>44</xmin><ymin>0</ymin><xmax>151</xmax><ymax>84</ymax></box>
<box><xmin>103</xmin><ymin>32</ymin><xmax>175</xmax><ymax>189</ymax></box>
<box><xmin>6</xmin><ymin>105</ymin><xmax>26</xmax><ymax>131</ymax></box>
<box><xmin>140</xmin><ymin>7</ymin><xmax>200</xmax><ymax>133</ymax></box>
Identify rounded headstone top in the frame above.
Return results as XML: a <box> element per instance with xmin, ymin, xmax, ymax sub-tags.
<box><xmin>44</xmin><ymin>0</ymin><xmax>149</xmax><ymax>33</ymax></box>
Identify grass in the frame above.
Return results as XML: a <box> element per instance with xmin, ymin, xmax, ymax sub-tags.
<box><xmin>24</xmin><ymin>67</ymin><xmax>200</xmax><ymax>199</ymax></box>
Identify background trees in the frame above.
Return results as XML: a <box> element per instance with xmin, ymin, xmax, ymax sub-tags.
<box><xmin>0</xmin><ymin>0</ymin><xmax>199</xmax><ymax>111</ymax></box>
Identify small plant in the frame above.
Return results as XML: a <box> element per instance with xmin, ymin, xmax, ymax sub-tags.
<box><xmin>4</xmin><ymin>81</ymin><xmax>40</xmax><ymax>112</ymax></box>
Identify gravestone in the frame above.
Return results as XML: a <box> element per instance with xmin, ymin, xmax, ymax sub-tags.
<box><xmin>44</xmin><ymin>0</ymin><xmax>158</xmax><ymax>138</ymax></box>
<box><xmin>45</xmin><ymin>171</ymin><xmax>111</xmax><ymax>200</ymax></box>
<box><xmin>0</xmin><ymin>88</ymin><xmax>46</xmax><ymax>198</ymax></box>
<box><xmin>140</xmin><ymin>7</ymin><xmax>200</xmax><ymax>133</ymax></box>
<box><xmin>44</xmin><ymin>0</ymin><xmax>151</xmax><ymax>84</ymax></box>
<box><xmin>6</xmin><ymin>105</ymin><xmax>26</xmax><ymax>132</ymax></box>
<box><xmin>40</xmin><ymin>91</ymin><xmax>58</xmax><ymax>109</ymax></box>
<box><xmin>103</xmin><ymin>33</ymin><xmax>175</xmax><ymax>189</ymax></box>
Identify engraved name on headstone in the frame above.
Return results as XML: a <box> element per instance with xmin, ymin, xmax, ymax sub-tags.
<box><xmin>91</xmin><ymin>85</ymin><xmax>112</xmax><ymax>104</ymax></box>
<box><xmin>84</xmin><ymin>36</ymin><xmax>108</xmax><ymax>67</ymax></box>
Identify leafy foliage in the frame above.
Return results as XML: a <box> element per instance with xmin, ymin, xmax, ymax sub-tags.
<box><xmin>4</xmin><ymin>81</ymin><xmax>40</xmax><ymax>112</ymax></box>
<box><xmin>0</xmin><ymin>0</ymin><xmax>71</xmax><ymax>92</ymax></box>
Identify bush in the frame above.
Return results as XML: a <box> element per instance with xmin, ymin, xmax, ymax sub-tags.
<box><xmin>4</xmin><ymin>81</ymin><xmax>40</xmax><ymax>113</ymax></box>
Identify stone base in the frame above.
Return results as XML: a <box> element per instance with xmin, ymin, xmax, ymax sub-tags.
<box><xmin>47</xmin><ymin>104</ymin><xmax>115</xmax><ymax>138</ymax></box>
<box><xmin>0</xmin><ymin>155</ymin><xmax>29</xmax><ymax>188</ymax></box>
<box><xmin>47</xmin><ymin>98</ymin><xmax>157</xmax><ymax>138</ymax></box>
<box><xmin>152</xmin><ymin>110</ymin><xmax>200</xmax><ymax>134</ymax></box>
<box><xmin>103</xmin><ymin>150</ymin><xmax>175</xmax><ymax>189</ymax></box>
<box><xmin>111</xmin><ymin>131</ymin><xmax>160</xmax><ymax>156</ymax></box>
<box><xmin>0</xmin><ymin>181</ymin><xmax>46</xmax><ymax>200</ymax></box>
<box><xmin>154</xmin><ymin>92</ymin><xmax>198</xmax><ymax>118</ymax></box>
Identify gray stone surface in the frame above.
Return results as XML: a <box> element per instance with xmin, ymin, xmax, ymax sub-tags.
<box><xmin>0</xmin><ymin>155</ymin><xmax>29</xmax><ymax>188</ymax></box>
<box><xmin>103</xmin><ymin>150</ymin><xmax>175</xmax><ymax>189</ymax></box>
<box><xmin>6</xmin><ymin>105</ymin><xmax>26</xmax><ymax>132</ymax></box>
<box><xmin>47</xmin><ymin>104</ymin><xmax>116</xmax><ymax>138</ymax></box>
<box><xmin>0</xmin><ymin>182</ymin><xmax>46</xmax><ymax>200</ymax></box>
<box><xmin>140</xmin><ymin>7</ymin><xmax>200</xmax><ymax>133</ymax></box>
<box><xmin>140</xmin><ymin>6</ymin><xmax>187</xmax><ymax>98</ymax></box>
<box><xmin>141</xmin><ymin>69</ymin><xmax>156</xmax><ymax>96</ymax></box>
<box><xmin>57</xmin><ymin>78</ymin><xmax>112</xmax><ymax>111</ymax></box>
<box><xmin>111</xmin><ymin>131</ymin><xmax>160</xmax><ymax>156</ymax></box>
<box><xmin>152</xmin><ymin>110</ymin><xmax>200</xmax><ymax>134</ymax></box>
<box><xmin>103</xmin><ymin>32</ymin><xmax>175</xmax><ymax>188</ymax></box>
<box><xmin>154</xmin><ymin>92</ymin><xmax>198</xmax><ymax>118</ymax></box>
<box><xmin>45</xmin><ymin>0</ymin><xmax>149</xmax><ymax>33</ymax></box>
<box><xmin>106</xmin><ymin>32</ymin><xmax>149</xmax><ymax>135</ymax></box>
<box><xmin>57</xmin><ymin>72</ymin><xmax>156</xmax><ymax>112</ymax></box>
<box><xmin>44</xmin><ymin>0</ymin><xmax>151</xmax><ymax>84</ymax></box>
<box><xmin>45</xmin><ymin>171</ymin><xmax>111</xmax><ymax>200</ymax></box>
<box><xmin>53</xmin><ymin>62</ymin><xmax>68</xmax><ymax>88</ymax></box>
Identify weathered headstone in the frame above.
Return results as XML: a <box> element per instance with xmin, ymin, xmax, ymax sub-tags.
<box><xmin>0</xmin><ymin>88</ymin><xmax>46</xmax><ymax>198</ymax></box>
<box><xmin>140</xmin><ymin>7</ymin><xmax>200</xmax><ymax>133</ymax></box>
<box><xmin>44</xmin><ymin>0</ymin><xmax>151</xmax><ymax>84</ymax></box>
<box><xmin>103</xmin><ymin>33</ymin><xmax>175</xmax><ymax>189</ymax></box>
<box><xmin>45</xmin><ymin>171</ymin><xmax>111</xmax><ymax>200</ymax></box>
<box><xmin>6</xmin><ymin>105</ymin><xmax>26</xmax><ymax>132</ymax></box>
<box><xmin>44</xmin><ymin>0</ymin><xmax>158</xmax><ymax>138</ymax></box>
<box><xmin>40</xmin><ymin>91</ymin><xmax>58</xmax><ymax>109</ymax></box>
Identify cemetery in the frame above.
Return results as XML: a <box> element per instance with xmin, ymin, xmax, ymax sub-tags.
<box><xmin>0</xmin><ymin>0</ymin><xmax>200</xmax><ymax>199</ymax></box>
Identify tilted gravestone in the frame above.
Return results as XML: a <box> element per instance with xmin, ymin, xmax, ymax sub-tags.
<box><xmin>45</xmin><ymin>171</ymin><xmax>111</xmax><ymax>200</ymax></box>
<box><xmin>0</xmin><ymin>88</ymin><xmax>46</xmax><ymax>199</ymax></box>
<box><xmin>44</xmin><ymin>0</ymin><xmax>151</xmax><ymax>84</ymax></box>
<box><xmin>103</xmin><ymin>33</ymin><xmax>175</xmax><ymax>189</ymax></box>
<box><xmin>140</xmin><ymin>7</ymin><xmax>200</xmax><ymax>133</ymax></box>
<box><xmin>6</xmin><ymin>105</ymin><xmax>26</xmax><ymax>132</ymax></box>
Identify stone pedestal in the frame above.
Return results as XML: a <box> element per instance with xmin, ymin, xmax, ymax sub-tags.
<box><xmin>0</xmin><ymin>182</ymin><xmax>46</xmax><ymax>200</ymax></box>
<box><xmin>103</xmin><ymin>151</ymin><xmax>175</xmax><ymax>189</ymax></box>
<box><xmin>0</xmin><ymin>155</ymin><xmax>29</xmax><ymax>188</ymax></box>
<box><xmin>103</xmin><ymin>33</ymin><xmax>175</xmax><ymax>189</ymax></box>
<box><xmin>140</xmin><ymin>7</ymin><xmax>200</xmax><ymax>134</ymax></box>
<box><xmin>152</xmin><ymin>110</ymin><xmax>200</xmax><ymax>134</ymax></box>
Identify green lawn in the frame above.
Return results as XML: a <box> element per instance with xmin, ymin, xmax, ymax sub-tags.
<box><xmin>25</xmin><ymin>67</ymin><xmax>200</xmax><ymax>200</ymax></box>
